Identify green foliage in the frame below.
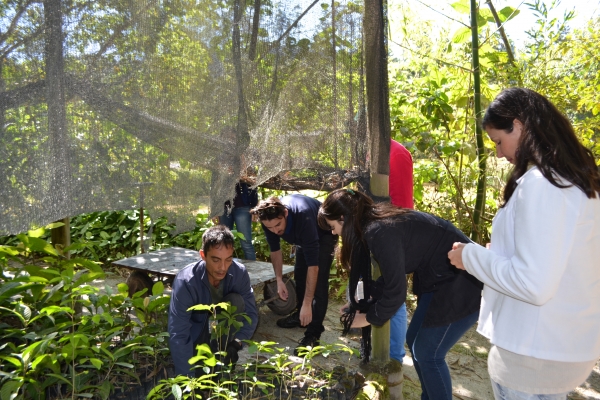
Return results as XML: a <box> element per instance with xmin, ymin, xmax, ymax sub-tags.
<box><xmin>0</xmin><ymin>230</ymin><xmax>171</xmax><ymax>400</ymax></box>
<box><xmin>388</xmin><ymin>1</ymin><xmax>600</xmax><ymax>243</ymax></box>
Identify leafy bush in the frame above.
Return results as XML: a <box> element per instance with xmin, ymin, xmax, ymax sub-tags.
<box><xmin>0</xmin><ymin>229</ymin><xmax>171</xmax><ymax>400</ymax></box>
<box><xmin>148</xmin><ymin>303</ymin><xmax>358</xmax><ymax>400</ymax></box>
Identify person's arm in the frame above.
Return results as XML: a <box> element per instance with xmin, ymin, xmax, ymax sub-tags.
<box><xmin>299</xmin><ymin>265</ymin><xmax>317</xmax><ymax>326</ymax></box>
<box><xmin>270</xmin><ymin>249</ymin><xmax>288</xmax><ymax>300</ymax></box>
<box><xmin>462</xmin><ymin>173</ymin><xmax>578</xmax><ymax>305</ymax></box>
<box><xmin>168</xmin><ymin>277</ymin><xmax>196</xmax><ymax>376</ymax></box>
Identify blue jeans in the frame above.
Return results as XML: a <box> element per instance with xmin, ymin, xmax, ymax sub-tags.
<box><xmin>491</xmin><ymin>380</ymin><xmax>569</xmax><ymax>400</ymax></box>
<box><xmin>390</xmin><ymin>303</ymin><xmax>407</xmax><ymax>362</ymax></box>
<box><xmin>406</xmin><ymin>292</ymin><xmax>479</xmax><ymax>400</ymax></box>
<box><xmin>220</xmin><ymin>206</ymin><xmax>256</xmax><ymax>260</ymax></box>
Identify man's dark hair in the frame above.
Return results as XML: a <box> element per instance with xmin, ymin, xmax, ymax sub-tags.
<box><xmin>250</xmin><ymin>196</ymin><xmax>286</xmax><ymax>221</ymax></box>
<box><xmin>202</xmin><ymin>225</ymin><xmax>235</xmax><ymax>254</ymax></box>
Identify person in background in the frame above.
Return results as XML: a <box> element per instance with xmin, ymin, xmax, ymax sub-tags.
<box><xmin>390</xmin><ymin>138</ymin><xmax>414</xmax><ymax>209</ymax></box>
<box><xmin>388</xmin><ymin>138</ymin><xmax>414</xmax><ymax>364</ymax></box>
<box><xmin>215</xmin><ymin>181</ymin><xmax>258</xmax><ymax>260</ymax></box>
<box><xmin>319</xmin><ymin>189</ymin><xmax>482</xmax><ymax>400</ymax></box>
<box><xmin>448</xmin><ymin>87</ymin><xmax>600</xmax><ymax>399</ymax></box>
<box><xmin>339</xmin><ymin>139</ymin><xmax>415</xmax><ymax>364</ymax></box>
<box><xmin>251</xmin><ymin>195</ymin><xmax>337</xmax><ymax>356</ymax></box>
<box><xmin>168</xmin><ymin>225</ymin><xmax>258</xmax><ymax>376</ymax></box>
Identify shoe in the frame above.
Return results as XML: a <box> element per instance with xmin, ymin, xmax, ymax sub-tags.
<box><xmin>276</xmin><ymin>309</ymin><xmax>301</xmax><ymax>328</ymax></box>
<box><xmin>293</xmin><ymin>334</ymin><xmax>320</xmax><ymax>356</ymax></box>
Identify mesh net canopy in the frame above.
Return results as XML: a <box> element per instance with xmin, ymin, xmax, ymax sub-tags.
<box><xmin>0</xmin><ymin>0</ymin><xmax>377</xmax><ymax>236</ymax></box>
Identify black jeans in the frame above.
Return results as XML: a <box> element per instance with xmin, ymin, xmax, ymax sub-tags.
<box><xmin>294</xmin><ymin>234</ymin><xmax>337</xmax><ymax>338</ymax></box>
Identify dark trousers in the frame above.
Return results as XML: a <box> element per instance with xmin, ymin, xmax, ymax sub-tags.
<box><xmin>193</xmin><ymin>293</ymin><xmax>245</xmax><ymax>377</ymax></box>
<box><xmin>294</xmin><ymin>234</ymin><xmax>337</xmax><ymax>338</ymax></box>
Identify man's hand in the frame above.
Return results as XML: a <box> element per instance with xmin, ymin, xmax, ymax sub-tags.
<box><xmin>350</xmin><ymin>312</ymin><xmax>370</xmax><ymax>328</ymax></box>
<box><xmin>448</xmin><ymin>242</ymin><xmax>467</xmax><ymax>270</ymax></box>
<box><xmin>223</xmin><ymin>339</ymin><xmax>242</xmax><ymax>366</ymax></box>
<box><xmin>276</xmin><ymin>278</ymin><xmax>289</xmax><ymax>301</ymax></box>
<box><xmin>211</xmin><ymin>216</ymin><xmax>220</xmax><ymax>225</ymax></box>
<box><xmin>339</xmin><ymin>302</ymin><xmax>350</xmax><ymax>315</ymax></box>
<box><xmin>299</xmin><ymin>302</ymin><xmax>313</xmax><ymax>326</ymax></box>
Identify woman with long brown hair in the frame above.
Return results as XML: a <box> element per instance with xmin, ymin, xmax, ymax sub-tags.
<box><xmin>318</xmin><ymin>189</ymin><xmax>482</xmax><ymax>400</ymax></box>
<box><xmin>449</xmin><ymin>88</ymin><xmax>600</xmax><ymax>399</ymax></box>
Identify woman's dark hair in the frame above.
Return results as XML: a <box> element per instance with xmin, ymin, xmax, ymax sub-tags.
<box><xmin>482</xmin><ymin>87</ymin><xmax>600</xmax><ymax>205</ymax></box>
<box><xmin>318</xmin><ymin>189</ymin><xmax>408</xmax><ymax>271</ymax></box>
<box><xmin>250</xmin><ymin>196</ymin><xmax>286</xmax><ymax>221</ymax></box>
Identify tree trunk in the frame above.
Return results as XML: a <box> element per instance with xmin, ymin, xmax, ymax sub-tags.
<box><xmin>331</xmin><ymin>0</ymin><xmax>338</xmax><ymax>169</ymax></box>
<box><xmin>248</xmin><ymin>0</ymin><xmax>261</xmax><ymax>61</ymax></box>
<box><xmin>44</xmin><ymin>0</ymin><xmax>71</xmax><ymax>253</ymax></box>
<box><xmin>470</xmin><ymin>0</ymin><xmax>486</xmax><ymax>242</ymax></box>
<box><xmin>233</xmin><ymin>0</ymin><xmax>249</xmax><ymax>158</ymax></box>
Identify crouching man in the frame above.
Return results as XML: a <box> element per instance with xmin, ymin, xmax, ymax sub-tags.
<box><xmin>168</xmin><ymin>225</ymin><xmax>258</xmax><ymax>376</ymax></box>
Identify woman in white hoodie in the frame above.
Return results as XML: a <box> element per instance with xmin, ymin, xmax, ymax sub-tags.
<box><xmin>448</xmin><ymin>88</ymin><xmax>600</xmax><ymax>400</ymax></box>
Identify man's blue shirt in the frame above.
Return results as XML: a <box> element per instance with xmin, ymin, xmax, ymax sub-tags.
<box><xmin>168</xmin><ymin>259</ymin><xmax>258</xmax><ymax>376</ymax></box>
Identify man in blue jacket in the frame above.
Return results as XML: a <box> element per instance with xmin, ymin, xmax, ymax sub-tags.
<box><xmin>251</xmin><ymin>194</ymin><xmax>337</xmax><ymax>355</ymax></box>
<box><xmin>168</xmin><ymin>225</ymin><xmax>258</xmax><ymax>376</ymax></box>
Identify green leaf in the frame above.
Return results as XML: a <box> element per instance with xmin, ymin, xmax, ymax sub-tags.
<box><xmin>478</xmin><ymin>8</ymin><xmax>494</xmax><ymax>22</ymax></box>
<box><xmin>99</xmin><ymin>381</ymin><xmax>111</xmax><ymax>400</ymax></box>
<box><xmin>1</xmin><ymin>380</ymin><xmax>22</xmax><ymax>400</ymax></box>
<box><xmin>117</xmin><ymin>283</ymin><xmax>129</xmax><ymax>294</ymax></box>
<box><xmin>450</xmin><ymin>0</ymin><xmax>470</xmax><ymax>14</ymax></box>
<box><xmin>27</xmin><ymin>227</ymin><xmax>45</xmax><ymax>238</ymax></box>
<box><xmin>115</xmin><ymin>362</ymin><xmax>134</xmax><ymax>368</ymax></box>
<box><xmin>152</xmin><ymin>281</ymin><xmax>164</xmax><ymax>296</ymax></box>
<box><xmin>476</xmin><ymin>10</ymin><xmax>490</xmax><ymax>27</ymax></box>
<box><xmin>451</xmin><ymin>26</ymin><xmax>472</xmax><ymax>44</ymax></box>
<box><xmin>46</xmin><ymin>373</ymin><xmax>73</xmax><ymax>387</ymax></box>
<box><xmin>27</xmin><ymin>237</ymin><xmax>59</xmax><ymax>255</ymax></box>
<box><xmin>89</xmin><ymin>358</ymin><xmax>103</xmax><ymax>369</ymax></box>
<box><xmin>102</xmin><ymin>312</ymin><xmax>114</xmax><ymax>325</ymax></box>
<box><xmin>31</xmin><ymin>355</ymin><xmax>49</xmax><ymax>371</ymax></box>
<box><xmin>0</xmin><ymin>357</ymin><xmax>22</xmax><ymax>369</ymax></box>
<box><xmin>45</xmin><ymin>222</ymin><xmax>65</xmax><ymax>230</ymax></box>
<box><xmin>0</xmin><ymin>246</ymin><xmax>20</xmax><ymax>256</ymax></box>
<box><xmin>498</xmin><ymin>6</ymin><xmax>519</xmax><ymax>22</ymax></box>
<box><xmin>171</xmin><ymin>383</ymin><xmax>182</xmax><ymax>400</ymax></box>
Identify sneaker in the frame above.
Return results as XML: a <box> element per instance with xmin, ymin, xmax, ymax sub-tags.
<box><xmin>293</xmin><ymin>334</ymin><xmax>320</xmax><ymax>356</ymax></box>
<box><xmin>276</xmin><ymin>309</ymin><xmax>301</xmax><ymax>328</ymax></box>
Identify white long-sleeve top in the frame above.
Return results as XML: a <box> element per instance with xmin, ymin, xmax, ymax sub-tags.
<box><xmin>463</xmin><ymin>166</ymin><xmax>600</xmax><ymax>362</ymax></box>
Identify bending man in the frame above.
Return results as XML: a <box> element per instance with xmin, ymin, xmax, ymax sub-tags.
<box><xmin>251</xmin><ymin>195</ymin><xmax>337</xmax><ymax>355</ymax></box>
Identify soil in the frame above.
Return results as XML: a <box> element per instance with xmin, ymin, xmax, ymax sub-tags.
<box><xmin>95</xmin><ymin>273</ymin><xmax>600</xmax><ymax>400</ymax></box>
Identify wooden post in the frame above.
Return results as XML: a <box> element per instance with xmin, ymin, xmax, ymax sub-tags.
<box><xmin>363</xmin><ymin>0</ymin><xmax>403</xmax><ymax>398</ymax></box>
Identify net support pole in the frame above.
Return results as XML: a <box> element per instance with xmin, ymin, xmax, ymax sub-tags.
<box><xmin>362</xmin><ymin>0</ymin><xmax>403</xmax><ymax>398</ymax></box>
